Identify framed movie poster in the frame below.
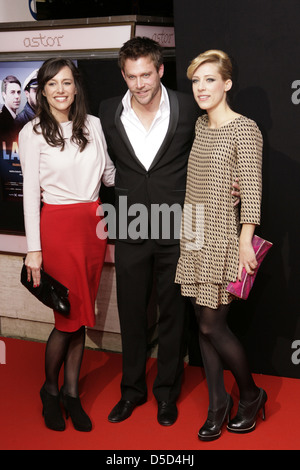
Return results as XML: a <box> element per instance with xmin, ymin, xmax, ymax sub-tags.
<box><xmin>0</xmin><ymin>60</ymin><xmax>43</xmax><ymax>233</ymax></box>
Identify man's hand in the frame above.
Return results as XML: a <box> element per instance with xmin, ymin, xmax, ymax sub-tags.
<box><xmin>232</xmin><ymin>178</ymin><xmax>240</xmax><ymax>206</ymax></box>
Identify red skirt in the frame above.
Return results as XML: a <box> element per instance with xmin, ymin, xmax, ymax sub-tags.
<box><xmin>40</xmin><ymin>200</ymin><xmax>107</xmax><ymax>332</ymax></box>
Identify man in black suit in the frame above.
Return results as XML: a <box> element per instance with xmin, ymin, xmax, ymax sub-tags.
<box><xmin>15</xmin><ymin>69</ymin><xmax>38</xmax><ymax>131</ymax></box>
<box><xmin>99</xmin><ymin>37</ymin><xmax>237</xmax><ymax>426</ymax></box>
<box><xmin>99</xmin><ymin>37</ymin><xmax>199</xmax><ymax>426</ymax></box>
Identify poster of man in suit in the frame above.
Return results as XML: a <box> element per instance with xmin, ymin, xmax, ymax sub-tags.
<box><xmin>0</xmin><ymin>61</ymin><xmax>42</xmax><ymax>206</ymax></box>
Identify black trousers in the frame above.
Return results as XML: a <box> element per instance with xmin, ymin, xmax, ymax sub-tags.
<box><xmin>114</xmin><ymin>239</ymin><xmax>189</xmax><ymax>403</ymax></box>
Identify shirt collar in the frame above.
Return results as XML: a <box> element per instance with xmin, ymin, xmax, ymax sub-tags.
<box><xmin>122</xmin><ymin>84</ymin><xmax>169</xmax><ymax>115</ymax></box>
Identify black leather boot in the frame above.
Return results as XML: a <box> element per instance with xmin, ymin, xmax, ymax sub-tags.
<box><xmin>60</xmin><ymin>389</ymin><xmax>92</xmax><ymax>432</ymax></box>
<box><xmin>227</xmin><ymin>388</ymin><xmax>267</xmax><ymax>433</ymax></box>
<box><xmin>40</xmin><ymin>384</ymin><xmax>65</xmax><ymax>431</ymax></box>
<box><xmin>198</xmin><ymin>394</ymin><xmax>233</xmax><ymax>441</ymax></box>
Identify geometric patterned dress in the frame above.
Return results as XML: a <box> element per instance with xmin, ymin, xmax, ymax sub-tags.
<box><xmin>175</xmin><ymin>114</ymin><xmax>263</xmax><ymax>309</ymax></box>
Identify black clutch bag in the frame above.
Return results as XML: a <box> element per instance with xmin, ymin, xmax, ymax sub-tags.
<box><xmin>20</xmin><ymin>261</ymin><xmax>70</xmax><ymax>316</ymax></box>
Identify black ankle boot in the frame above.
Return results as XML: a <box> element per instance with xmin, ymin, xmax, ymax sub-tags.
<box><xmin>60</xmin><ymin>389</ymin><xmax>92</xmax><ymax>432</ymax></box>
<box><xmin>40</xmin><ymin>384</ymin><xmax>65</xmax><ymax>431</ymax></box>
<box><xmin>198</xmin><ymin>394</ymin><xmax>233</xmax><ymax>441</ymax></box>
<box><xmin>227</xmin><ymin>388</ymin><xmax>267</xmax><ymax>433</ymax></box>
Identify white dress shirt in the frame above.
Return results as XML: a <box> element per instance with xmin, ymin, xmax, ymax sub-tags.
<box><xmin>120</xmin><ymin>84</ymin><xmax>170</xmax><ymax>170</ymax></box>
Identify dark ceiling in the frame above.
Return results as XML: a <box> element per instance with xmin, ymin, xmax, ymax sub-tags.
<box><xmin>36</xmin><ymin>0</ymin><xmax>173</xmax><ymax>20</ymax></box>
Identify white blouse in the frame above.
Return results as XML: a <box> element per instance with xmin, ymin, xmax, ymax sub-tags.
<box><xmin>19</xmin><ymin>114</ymin><xmax>115</xmax><ymax>252</ymax></box>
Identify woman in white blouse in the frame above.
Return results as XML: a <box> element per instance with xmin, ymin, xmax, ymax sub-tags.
<box><xmin>19</xmin><ymin>58</ymin><xmax>115</xmax><ymax>432</ymax></box>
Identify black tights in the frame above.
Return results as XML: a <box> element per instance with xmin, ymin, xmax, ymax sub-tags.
<box><xmin>191</xmin><ymin>299</ymin><xmax>259</xmax><ymax>410</ymax></box>
<box><xmin>44</xmin><ymin>326</ymin><xmax>86</xmax><ymax>398</ymax></box>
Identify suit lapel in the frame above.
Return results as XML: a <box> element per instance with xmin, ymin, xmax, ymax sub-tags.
<box><xmin>148</xmin><ymin>89</ymin><xmax>179</xmax><ymax>171</ymax></box>
<box><xmin>114</xmin><ymin>101</ymin><xmax>148</xmax><ymax>170</ymax></box>
<box><xmin>114</xmin><ymin>88</ymin><xmax>179</xmax><ymax>171</ymax></box>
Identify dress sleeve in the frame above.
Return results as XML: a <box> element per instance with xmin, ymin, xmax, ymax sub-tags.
<box><xmin>235</xmin><ymin>119</ymin><xmax>263</xmax><ymax>225</ymax></box>
<box><xmin>101</xmin><ymin>145</ymin><xmax>116</xmax><ymax>188</ymax></box>
<box><xmin>19</xmin><ymin>122</ymin><xmax>42</xmax><ymax>252</ymax></box>
<box><xmin>90</xmin><ymin>115</ymin><xmax>115</xmax><ymax>187</ymax></box>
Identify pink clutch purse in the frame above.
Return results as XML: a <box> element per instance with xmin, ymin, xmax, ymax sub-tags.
<box><xmin>226</xmin><ymin>235</ymin><xmax>273</xmax><ymax>300</ymax></box>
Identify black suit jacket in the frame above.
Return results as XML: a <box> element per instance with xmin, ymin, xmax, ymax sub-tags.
<box><xmin>99</xmin><ymin>88</ymin><xmax>199</xmax><ymax>244</ymax></box>
<box><xmin>0</xmin><ymin>105</ymin><xmax>18</xmax><ymax>150</ymax></box>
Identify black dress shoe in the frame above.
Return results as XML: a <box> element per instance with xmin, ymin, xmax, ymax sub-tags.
<box><xmin>108</xmin><ymin>397</ymin><xmax>147</xmax><ymax>423</ymax></box>
<box><xmin>157</xmin><ymin>401</ymin><xmax>178</xmax><ymax>426</ymax></box>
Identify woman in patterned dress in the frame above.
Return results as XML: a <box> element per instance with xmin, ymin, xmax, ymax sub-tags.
<box><xmin>175</xmin><ymin>50</ymin><xmax>267</xmax><ymax>441</ymax></box>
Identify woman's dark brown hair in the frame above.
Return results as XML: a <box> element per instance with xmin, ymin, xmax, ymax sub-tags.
<box><xmin>33</xmin><ymin>58</ymin><xmax>89</xmax><ymax>151</ymax></box>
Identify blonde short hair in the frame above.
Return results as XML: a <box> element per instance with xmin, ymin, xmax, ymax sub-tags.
<box><xmin>187</xmin><ymin>49</ymin><xmax>232</xmax><ymax>81</ymax></box>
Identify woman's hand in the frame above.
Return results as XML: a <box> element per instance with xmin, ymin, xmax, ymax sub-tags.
<box><xmin>25</xmin><ymin>251</ymin><xmax>42</xmax><ymax>287</ymax></box>
<box><xmin>238</xmin><ymin>224</ymin><xmax>257</xmax><ymax>281</ymax></box>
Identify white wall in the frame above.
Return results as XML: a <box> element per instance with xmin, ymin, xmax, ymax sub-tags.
<box><xmin>0</xmin><ymin>252</ymin><xmax>159</xmax><ymax>354</ymax></box>
<box><xmin>0</xmin><ymin>253</ymin><xmax>122</xmax><ymax>351</ymax></box>
<box><xmin>0</xmin><ymin>0</ymin><xmax>36</xmax><ymax>22</ymax></box>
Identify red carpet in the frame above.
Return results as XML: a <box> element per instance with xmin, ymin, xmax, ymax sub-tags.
<box><xmin>0</xmin><ymin>336</ymin><xmax>299</xmax><ymax>451</ymax></box>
